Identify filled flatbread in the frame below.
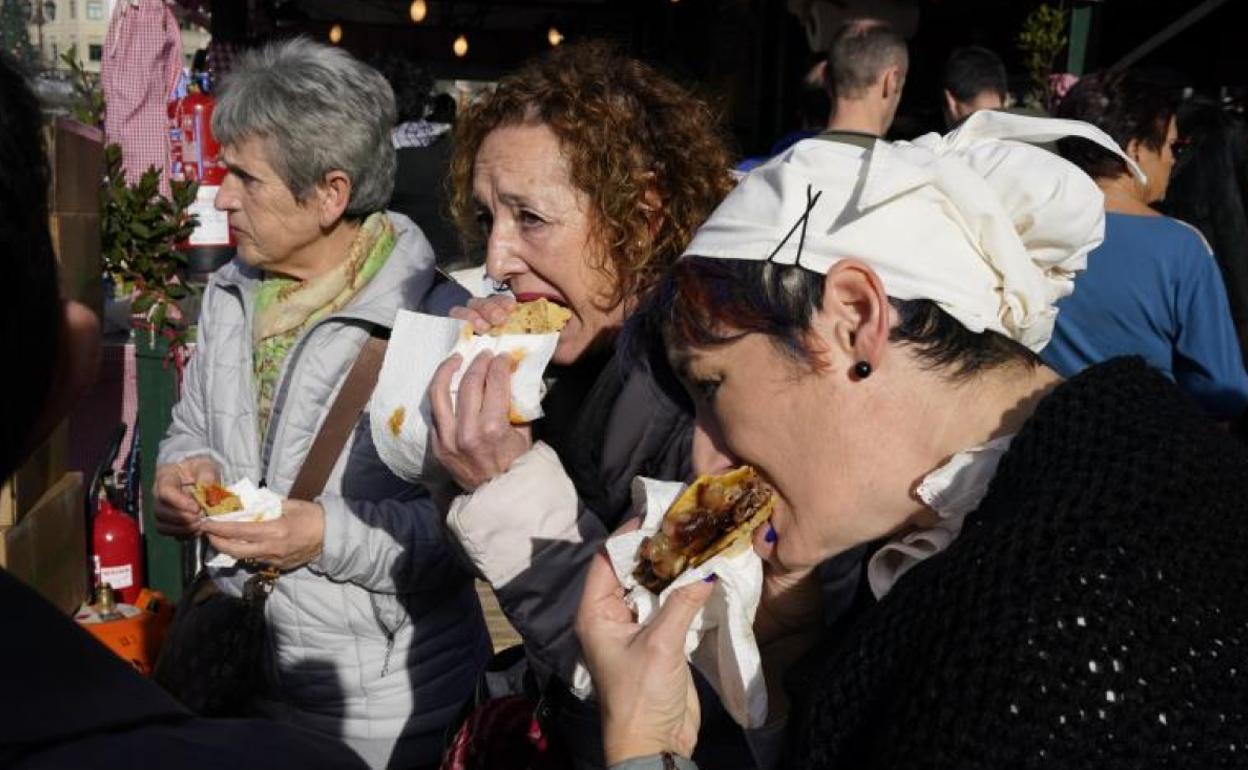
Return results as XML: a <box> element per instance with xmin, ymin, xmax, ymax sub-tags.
<box><xmin>633</xmin><ymin>466</ymin><xmax>774</xmax><ymax>593</ymax></box>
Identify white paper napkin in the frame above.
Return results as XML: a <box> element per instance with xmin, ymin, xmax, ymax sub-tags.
<box><xmin>370</xmin><ymin>309</ymin><xmax>560</xmax><ymax>483</ymax></box>
<box><xmin>571</xmin><ymin>476</ymin><xmax>769</xmax><ymax>728</ymax></box>
<box><xmin>204</xmin><ymin>478</ymin><xmax>284</xmax><ymax>568</ymax></box>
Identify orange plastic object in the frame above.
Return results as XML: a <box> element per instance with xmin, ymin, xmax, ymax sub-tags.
<box><xmin>77</xmin><ymin>588</ymin><xmax>173</xmax><ymax>676</ymax></box>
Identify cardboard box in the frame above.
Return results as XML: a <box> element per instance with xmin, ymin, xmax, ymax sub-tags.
<box><xmin>49</xmin><ymin>211</ymin><xmax>104</xmax><ymax>317</ymax></box>
<box><xmin>0</xmin><ymin>472</ymin><xmax>88</xmax><ymax>615</ymax></box>
<box><xmin>46</xmin><ymin>117</ymin><xmax>104</xmax><ymax>215</ymax></box>
<box><xmin>45</xmin><ymin>118</ymin><xmax>105</xmax><ymax>318</ymax></box>
<box><xmin>0</xmin><ymin>421</ymin><xmax>69</xmax><ymax>528</ymax></box>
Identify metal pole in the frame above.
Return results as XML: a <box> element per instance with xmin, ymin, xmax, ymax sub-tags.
<box><xmin>1065</xmin><ymin>4</ymin><xmax>1092</xmax><ymax>76</ymax></box>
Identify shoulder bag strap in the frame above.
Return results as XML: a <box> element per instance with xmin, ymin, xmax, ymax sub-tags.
<box><xmin>287</xmin><ymin>328</ymin><xmax>388</xmax><ymax>502</ymax></box>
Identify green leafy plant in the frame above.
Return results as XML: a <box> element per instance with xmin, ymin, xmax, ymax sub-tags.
<box><xmin>60</xmin><ymin>45</ymin><xmax>105</xmax><ymax>127</ymax></box>
<box><xmin>100</xmin><ymin>143</ymin><xmax>200</xmax><ymax>350</ymax></box>
<box><xmin>1017</xmin><ymin>2</ymin><xmax>1068</xmax><ymax>111</ymax></box>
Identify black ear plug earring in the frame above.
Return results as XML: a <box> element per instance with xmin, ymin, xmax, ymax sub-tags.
<box><xmin>854</xmin><ymin>360</ymin><xmax>872</xmax><ymax>379</ymax></box>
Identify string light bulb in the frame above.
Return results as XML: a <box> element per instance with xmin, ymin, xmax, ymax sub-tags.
<box><xmin>453</xmin><ymin>34</ymin><xmax>468</xmax><ymax>57</ymax></box>
<box><xmin>547</xmin><ymin>26</ymin><xmax>563</xmax><ymax>46</ymax></box>
<box><xmin>409</xmin><ymin>0</ymin><xmax>427</xmax><ymax>23</ymax></box>
<box><xmin>329</xmin><ymin>23</ymin><xmax>343</xmax><ymax>44</ymax></box>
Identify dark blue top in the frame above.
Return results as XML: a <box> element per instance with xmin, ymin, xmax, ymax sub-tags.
<box><xmin>1042</xmin><ymin>212</ymin><xmax>1248</xmax><ymax>420</ymax></box>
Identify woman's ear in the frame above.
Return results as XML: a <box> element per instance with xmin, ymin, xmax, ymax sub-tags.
<box><xmin>317</xmin><ymin>170</ymin><xmax>353</xmax><ymax>228</ymax></box>
<box><xmin>1124</xmin><ymin>137</ymin><xmax>1143</xmax><ymax>164</ymax></box>
<box><xmin>814</xmin><ymin>260</ymin><xmax>891</xmax><ymax>371</ymax></box>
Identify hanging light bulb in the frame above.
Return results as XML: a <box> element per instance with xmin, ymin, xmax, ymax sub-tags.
<box><xmin>329</xmin><ymin>23</ymin><xmax>343</xmax><ymax>44</ymax></box>
<box><xmin>547</xmin><ymin>26</ymin><xmax>563</xmax><ymax>47</ymax></box>
<box><xmin>453</xmin><ymin>34</ymin><xmax>468</xmax><ymax>57</ymax></box>
<box><xmin>409</xmin><ymin>0</ymin><xmax>427</xmax><ymax>23</ymax></box>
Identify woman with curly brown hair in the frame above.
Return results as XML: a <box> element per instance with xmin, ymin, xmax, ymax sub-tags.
<box><xmin>423</xmin><ymin>41</ymin><xmax>751</xmax><ymax>768</ymax></box>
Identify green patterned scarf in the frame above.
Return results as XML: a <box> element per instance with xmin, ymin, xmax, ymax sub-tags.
<box><xmin>252</xmin><ymin>212</ymin><xmax>396</xmax><ymax>441</ymax></box>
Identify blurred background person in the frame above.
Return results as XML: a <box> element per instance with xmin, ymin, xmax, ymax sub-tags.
<box><xmin>824</xmin><ymin>18</ymin><xmax>908</xmax><ymax>139</ymax></box>
<box><xmin>376</xmin><ymin>53</ymin><xmax>471</xmax><ymax>273</ymax></box>
<box><xmin>1049</xmin><ymin>69</ymin><xmax>1248</xmax><ymax>423</ymax></box>
<box><xmin>1161</xmin><ymin>97</ymin><xmax>1248</xmax><ymax>366</ymax></box>
<box><xmin>941</xmin><ymin>45</ymin><xmax>1008</xmax><ymax>128</ymax></box>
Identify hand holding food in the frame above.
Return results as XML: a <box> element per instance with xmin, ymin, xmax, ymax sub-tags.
<box><xmin>153</xmin><ymin>456</ymin><xmax>219</xmax><ymax>539</ymax></box>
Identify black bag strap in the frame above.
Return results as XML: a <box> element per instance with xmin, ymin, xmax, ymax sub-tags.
<box><xmin>287</xmin><ymin>328</ymin><xmax>388</xmax><ymax>502</ymax></box>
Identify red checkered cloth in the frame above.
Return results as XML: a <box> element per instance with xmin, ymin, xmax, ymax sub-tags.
<box><xmin>101</xmin><ymin>0</ymin><xmax>183</xmax><ymax>196</ymax></box>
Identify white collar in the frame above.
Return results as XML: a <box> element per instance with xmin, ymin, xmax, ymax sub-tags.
<box><xmin>866</xmin><ymin>434</ymin><xmax>1013</xmax><ymax>599</ymax></box>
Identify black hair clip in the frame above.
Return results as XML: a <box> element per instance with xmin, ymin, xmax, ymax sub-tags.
<box><xmin>765</xmin><ymin>183</ymin><xmax>823</xmax><ymax>269</ymax></box>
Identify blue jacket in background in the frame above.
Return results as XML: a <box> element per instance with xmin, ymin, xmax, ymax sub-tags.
<box><xmin>1042</xmin><ymin>212</ymin><xmax>1248</xmax><ymax>420</ymax></box>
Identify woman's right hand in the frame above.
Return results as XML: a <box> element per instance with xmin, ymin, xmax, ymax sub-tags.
<box><xmin>153</xmin><ymin>456</ymin><xmax>217</xmax><ymax>539</ymax></box>
<box><xmin>449</xmin><ymin>295</ymin><xmax>516</xmax><ymax>334</ymax></box>
<box><xmin>576</xmin><ymin>538</ymin><xmax>713</xmax><ymax>765</ymax></box>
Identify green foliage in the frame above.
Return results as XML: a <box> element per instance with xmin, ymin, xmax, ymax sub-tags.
<box><xmin>1</xmin><ymin>0</ymin><xmax>37</xmax><ymax>68</ymax></box>
<box><xmin>1017</xmin><ymin>2</ymin><xmax>1068</xmax><ymax>111</ymax></box>
<box><xmin>100</xmin><ymin>143</ymin><xmax>200</xmax><ymax>348</ymax></box>
<box><xmin>60</xmin><ymin>45</ymin><xmax>105</xmax><ymax>126</ymax></box>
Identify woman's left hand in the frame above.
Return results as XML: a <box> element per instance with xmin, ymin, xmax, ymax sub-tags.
<box><xmin>576</xmin><ymin>537</ymin><xmax>713</xmax><ymax>764</ymax></box>
<box><xmin>200</xmin><ymin>498</ymin><xmax>325</xmax><ymax>571</ymax></box>
<box><xmin>429</xmin><ymin>350</ymin><xmax>533</xmax><ymax>491</ymax></box>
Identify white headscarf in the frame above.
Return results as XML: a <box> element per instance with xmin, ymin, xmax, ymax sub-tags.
<box><xmin>683</xmin><ymin>111</ymin><xmax>1144</xmax><ymax>352</ymax></box>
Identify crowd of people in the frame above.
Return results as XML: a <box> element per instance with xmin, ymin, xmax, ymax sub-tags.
<box><xmin>3</xmin><ymin>12</ymin><xmax>1248</xmax><ymax>770</ymax></box>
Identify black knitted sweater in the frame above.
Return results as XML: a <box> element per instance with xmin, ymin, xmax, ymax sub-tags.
<box><xmin>786</xmin><ymin>357</ymin><xmax>1248</xmax><ymax>769</ymax></box>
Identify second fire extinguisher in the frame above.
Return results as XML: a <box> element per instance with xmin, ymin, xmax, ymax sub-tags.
<box><xmin>169</xmin><ymin>72</ymin><xmax>234</xmax><ymax>282</ymax></box>
<box><xmin>90</xmin><ymin>425</ymin><xmax>144</xmax><ymax>606</ymax></box>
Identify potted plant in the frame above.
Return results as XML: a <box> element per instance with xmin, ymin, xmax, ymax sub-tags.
<box><xmin>99</xmin><ymin>143</ymin><xmax>199</xmax><ymax>599</ymax></box>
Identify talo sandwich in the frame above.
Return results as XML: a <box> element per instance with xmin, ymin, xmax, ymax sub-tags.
<box><xmin>191</xmin><ymin>482</ymin><xmax>243</xmax><ymax>516</ymax></box>
<box><xmin>481</xmin><ymin>298</ymin><xmax>571</xmax><ymax>337</ymax></box>
<box><xmin>465</xmin><ymin>298</ymin><xmax>572</xmax><ymax>425</ymax></box>
<box><xmin>633</xmin><ymin>466</ymin><xmax>775</xmax><ymax>594</ymax></box>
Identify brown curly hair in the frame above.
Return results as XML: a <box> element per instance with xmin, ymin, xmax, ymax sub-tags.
<box><xmin>449</xmin><ymin>40</ymin><xmax>736</xmax><ymax>307</ymax></box>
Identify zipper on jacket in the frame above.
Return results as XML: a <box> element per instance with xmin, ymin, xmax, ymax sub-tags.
<box><xmin>372</xmin><ymin>597</ymin><xmax>397</xmax><ymax>677</ymax></box>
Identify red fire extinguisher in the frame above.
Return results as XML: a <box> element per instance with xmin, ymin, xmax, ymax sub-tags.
<box><xmin>168</xmin><ymin>74</ymin><xmax>234</xmax><ymax>281</ymax></box>
<box><xmin>93</xmin><ymin>472</ymin><xmax>144</xmax><ymax>606</ymax></box>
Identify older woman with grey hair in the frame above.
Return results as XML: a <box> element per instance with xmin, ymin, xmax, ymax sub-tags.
<box><xmin>152</xmin><ymin>38</ymin><xmax>490</xmax><ymax>768</ymax></box>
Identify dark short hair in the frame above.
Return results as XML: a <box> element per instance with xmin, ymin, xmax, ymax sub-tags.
<box><xmin>825</xmin><ymin>19</ymin><xmax>908</xmax><ymax>100</ymax></box>
<box><xmin>628</xmin><ymin>258</ymin><xmax>1037</xmax><ymax>407</ymax></box>
<box><xmin>1056</xmin><ymin>70</ymin><xmax>1177</xmax><ymax>181</ymax></box>
<box><xmin>943</xmin><ymin>46</ymin><xmax>1007</xmax><ymax>104</ymax></box>
<box><xmin>0</xmin><ymin>52</ymin><xmax>62</xmax><ymax>479</ymax></box>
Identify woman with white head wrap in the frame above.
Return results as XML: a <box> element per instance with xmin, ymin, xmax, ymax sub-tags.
<box><xmin>576</xmin><ymin>111</ymin><xmax>1248</xmax><ymax>770</ymax></box>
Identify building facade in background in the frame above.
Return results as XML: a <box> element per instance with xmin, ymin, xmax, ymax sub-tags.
<box><xmin>29</xmin><ymin>0</ymin><xmax>206</xmax><ymax>72</ymax></box>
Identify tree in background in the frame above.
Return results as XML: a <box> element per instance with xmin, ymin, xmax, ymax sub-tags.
<box><xmin>1017</xmin><ymin>3</ymin><xmax>1068</xmax><ymax>111</ymax></box>
<box><xmin>0</xmin><ymin>0</ymin><xmax>37</xmax><ymax>69</ymax></box>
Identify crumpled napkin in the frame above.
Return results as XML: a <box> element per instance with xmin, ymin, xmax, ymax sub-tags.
<box><xmin>204</xmin><ymin>478</ymin><xmax>284</xmax><ymax>568</ymax></box>
<box><xmin>370</xmin><ymin>310</ymin><xmax>560</xmax><ymax>482</ymax></box>
<box><xmin>572</xmin><ymin>476</ymin><xmax>769</xmax><ymax>728</ymax></box>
